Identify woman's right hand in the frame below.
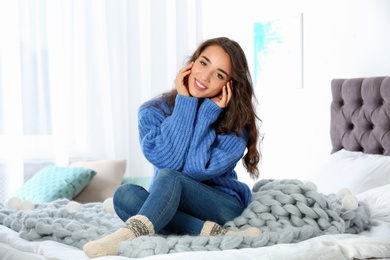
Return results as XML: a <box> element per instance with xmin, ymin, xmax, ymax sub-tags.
<box><xmin>174</xmin><ymin>62</ymin><xmax>193</xmax><ymax>97</ymax></box>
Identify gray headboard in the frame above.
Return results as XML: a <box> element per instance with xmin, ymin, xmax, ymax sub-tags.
<box><xmin>331</xmin><ymin>76</ymin><xmax>390</xmax><ymax>155</ymax></box>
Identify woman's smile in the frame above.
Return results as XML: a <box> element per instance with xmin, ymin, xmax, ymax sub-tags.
<box><xmin>194</xmin><ymin>79</ymin><xmax>207</xmax><ymax>91</ymax></box>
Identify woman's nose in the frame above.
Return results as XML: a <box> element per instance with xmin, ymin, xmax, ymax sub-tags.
<box><xmin>201</xmin><ymin>70</ymin><xmax>212</xmax><ymax>82</ymax></box>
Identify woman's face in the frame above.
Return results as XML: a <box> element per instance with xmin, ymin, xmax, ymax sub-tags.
<box><xmin>188</xmin><ymin>45</ymin><xmax>232</xmax><ymax>99</ymax></box>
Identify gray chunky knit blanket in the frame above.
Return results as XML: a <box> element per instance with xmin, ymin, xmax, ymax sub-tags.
<box><xmin>0</xmin><ymin>179</ymin><xmax>370</xmax><ymax>258</ymax></box>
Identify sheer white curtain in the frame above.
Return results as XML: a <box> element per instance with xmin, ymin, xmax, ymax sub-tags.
<box><xmin>0</xmin><ymin>0</ymin><xmax>203</xmax><ymax>202</ymax></box>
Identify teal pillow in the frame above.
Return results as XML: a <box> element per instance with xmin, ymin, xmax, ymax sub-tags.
<box><xmin>122</xmin><ymin>176</ymin><xmax>152</xmax><ymax>189</ymax></box>
<box><xmin>13</xmin><ymin>165</ymin><xmax>96</xmax><ymax>203</ymax></box>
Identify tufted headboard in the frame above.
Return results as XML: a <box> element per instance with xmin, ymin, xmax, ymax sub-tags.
<box><xmin>331</xmin><ymin>76</ymin><xmax>390</xmax><ymax>155</ymax></box>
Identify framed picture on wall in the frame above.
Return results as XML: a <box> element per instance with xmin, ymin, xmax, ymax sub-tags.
<box><xmin>254</xmin><ymin>14</ymin><xmax>303</xmax><ymax>89</ymax></box>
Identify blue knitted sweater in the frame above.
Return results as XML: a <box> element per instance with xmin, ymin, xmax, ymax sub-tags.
<box><xmin>138</xmin><ymin>94</ymin><xmax>251</xmax><ymax>207</ymax></box>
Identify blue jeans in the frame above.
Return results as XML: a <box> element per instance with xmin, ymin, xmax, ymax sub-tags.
<box><xmin>113</xmin><ymin>168</ymin><xmax>245</xmax><ymax>235</ymax></box>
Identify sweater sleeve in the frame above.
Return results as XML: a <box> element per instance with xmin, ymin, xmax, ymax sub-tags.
<box><xmin>138</xmin><ymin>95</ymin><xmax>198</xmax><ymax>170</ymax></box>
<box><xmin>182</xmin><ymin>98</ymin><xmax>248</xmax><ymax>181</ymax></box>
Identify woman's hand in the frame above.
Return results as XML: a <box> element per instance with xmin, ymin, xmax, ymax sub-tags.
<box><xmin>211</xmin><ymin>81</ymin><xmax>233</xmax><ymax>108</ymax></box>
<box><xmin>175</xmin><ymin>62</ymin><xmax>193</xmax><ymax>97</ymax></box>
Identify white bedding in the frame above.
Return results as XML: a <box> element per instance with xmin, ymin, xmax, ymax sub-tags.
<box><xmin>1</xmin><ymin>224</ymin><xmax>390</xmax><ymax>260</ymax></box>
<box><xmin>1</xmin><ymin>181</ymin><xmax>390</xmax><ymax>259</ymax></box>
<box><xmin>2</xmin><ymin>150</ymin><xmax>390</xmax><ymax>260</ymax></box>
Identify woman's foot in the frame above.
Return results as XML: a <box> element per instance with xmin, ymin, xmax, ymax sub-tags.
<box><xmin>83</xmin><ymin>215</ymin><xmax>154</xmax><ymax>258</ymax></box>
<box><xmin>200</xmin><ymin>221</ymin><xmax>261</xmax><ymax>237</ymax></box>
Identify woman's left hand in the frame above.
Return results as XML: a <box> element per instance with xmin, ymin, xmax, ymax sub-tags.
<box><xmin>211</xmin><ymin>81</ymin><xmax>233</xmax><ymax>108</ymax></box>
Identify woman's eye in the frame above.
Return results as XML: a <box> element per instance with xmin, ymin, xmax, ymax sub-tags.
<box><xmin>200</xmin><ymin>61</ymin><xmax>206</xmax><ymax>66</ymax></box>
<box><xmin>217</xmin><ymin>73</ymin><xmax>224</xmax><ymax>79</ymax></box>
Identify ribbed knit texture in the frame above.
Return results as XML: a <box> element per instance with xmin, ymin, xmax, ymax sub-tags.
<box><xmin>138</xmin><ymin>95</ymin><xmax>251</xmax><ymax>206</ymax></box>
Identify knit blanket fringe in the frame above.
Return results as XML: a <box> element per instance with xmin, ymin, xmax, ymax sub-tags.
<box><xmin>0</xmin><ymin>179</ymin><xmax>370</xmax><ymax>258</ymax></box>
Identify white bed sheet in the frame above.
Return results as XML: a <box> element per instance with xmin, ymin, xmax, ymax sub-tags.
<box><xmin>1</xmin><ymin>224</ymin><xmax>390</xmax><ymax>260</ymax></box>
<box><xmin>2</xmin><ymin>171</ymin><xmax>390</xmax><ymax>259</ymax></box>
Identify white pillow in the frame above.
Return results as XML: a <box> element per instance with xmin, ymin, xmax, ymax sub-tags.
<box><xmin>356</xmin><ymin>183</ymin><xmax>390</xmax><ymax>219</ymax></box>
<box><xmin>309</xmin><ymin>149</ymin><xmax>390</xmax><ymax>195</ymax></box>
<box><xmin>70</xmin><ymin>159</ymin><xmax>126</xmax><ymax>203</ymax></box>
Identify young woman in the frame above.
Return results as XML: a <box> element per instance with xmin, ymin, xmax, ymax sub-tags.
<box><xmin>83</xmin><ymin>37</ymin><xmax>262</xmax><ymax>258</ymax></box>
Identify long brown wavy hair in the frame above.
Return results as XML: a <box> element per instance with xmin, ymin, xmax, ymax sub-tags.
<box><xmin>156</xmin><ymin>37</ymin><xmax>261</xmax><ymax>179</ymax></box>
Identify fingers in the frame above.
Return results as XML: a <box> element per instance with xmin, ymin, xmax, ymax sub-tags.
<box><xmin>226</xmin><ymin>80</ymin><xmax>233</xmax><ymax>104</ymax></box>
<box><xmin>175</xmin><ymin>62</ymin><xmax>193</xmax><ymax>97</ymax></box>
<box><xmin>175</xmin><ymin>63</ymin><xmax>192</xmax><ymax>85</ymax></box>
<box><xmin>221</xmin><ymin>81</ymin><xmax>233</xmax><ymax>106</ymax></box>
<box><xmin>214</xmin><ymin>81</ymin><xmax>233</xmax><ymax>108</ymax></box>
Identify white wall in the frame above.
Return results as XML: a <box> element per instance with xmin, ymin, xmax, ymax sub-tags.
<box><xmin>200</xmin><ymin>0</ymin><xmax>390</xmax><ymax>187</ymax></box>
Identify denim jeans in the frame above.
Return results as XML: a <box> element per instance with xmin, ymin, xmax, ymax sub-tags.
<box><xmin>113</xmin><ymin>168</ymin><xmax>245</xmax><ymax>235</ymax></box>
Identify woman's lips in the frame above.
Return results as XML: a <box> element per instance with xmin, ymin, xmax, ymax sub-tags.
<box><xmin>194</xmin><ymin>79</ymin><xmax>206</xmax><ymax>91</ymax></box>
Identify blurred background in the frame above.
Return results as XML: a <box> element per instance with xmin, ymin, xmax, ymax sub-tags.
<box><xmin>1</xmin><ymin>0</ymin><xmax>390</xmax><ymax>201</ymax></box>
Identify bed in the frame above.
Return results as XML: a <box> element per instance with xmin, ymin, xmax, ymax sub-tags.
<box><xmin>1</xmin><ymin>76</ymin><xmax>390</xmax><ymax>260</ymax></box>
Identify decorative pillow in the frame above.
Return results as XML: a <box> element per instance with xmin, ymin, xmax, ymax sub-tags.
<box><xmin>13</xmin><ymin>165</ymin><xmax>96</xmax><ymax>203</ymax></box>
<box><xmin>122</xmin><ymin>176</ymin><xmax>152</xmax><ymax>189</ymax></box>
<box><xmin>309</xmin><ymin>149</ymin><xmax>390</xmax><ymax>195</ymax></box>
<box><xmin>71</xmin><ymin>159</ymin><xmax>126</xmax><ymax>203</ymax></box>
